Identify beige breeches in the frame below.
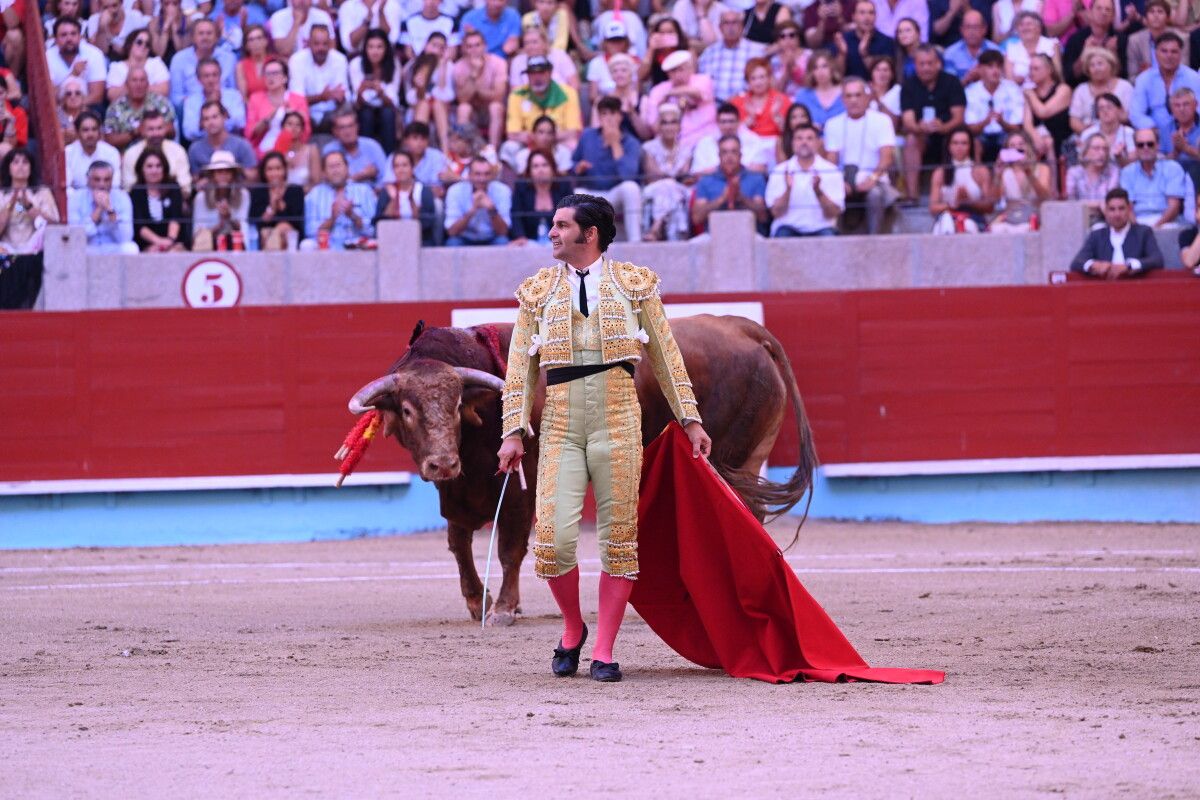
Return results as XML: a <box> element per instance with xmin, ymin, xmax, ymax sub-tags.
<box><xmin>533</xmin><ymin>350</ymin><xmax>643</xmax><ymax>580</ymax></box>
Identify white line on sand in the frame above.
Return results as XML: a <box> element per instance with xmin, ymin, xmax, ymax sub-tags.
<box><xmin>3</xmin><ymin>565</ymin><xmax>1198</xmax><ymax>592</ymax></box>
<box><xmin>1</xmin><ymin>549</ymin><xmax>1193</xmax><ymax>575</ymax></box>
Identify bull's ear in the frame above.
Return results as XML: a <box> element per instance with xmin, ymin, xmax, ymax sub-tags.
<box><xmin>460</xmin><ymin>386</ymin><xmax>496</xmax><ymax>427</ymax></box>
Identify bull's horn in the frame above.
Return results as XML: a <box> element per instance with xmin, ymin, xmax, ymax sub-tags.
<box><xmin>348</xmin><ymin>374</ymin><xmax>400</xmax><ymax>415</ymax></box>
<box><xmin>454</xmin><ymin>367</ymin><xmax>505</xmax><ymax>392</ymax></box>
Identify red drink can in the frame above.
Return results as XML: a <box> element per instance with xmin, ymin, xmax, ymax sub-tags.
<box><xmin>231</xmin><ymin>231</ymin><xmax>245</xmax><ymax>251</ymax></box>
<box><xmin>317</xmin><ymin>230</ymin><xmax>330</xmax><ymax>250</ymax></box>
<box><xmin>216</xmin><ymin>234</ymin><xmax>228</xmax><ymax>251</ymax></box>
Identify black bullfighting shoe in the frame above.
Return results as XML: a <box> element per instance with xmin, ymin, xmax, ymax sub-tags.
<box><xmin>551</xmin><ymin>623</ymin><xmax>589</xmax><ymax>677</ymax></box>
<box><xmin>589</xmin><ymin>659</ymin><xmax>623</xmax><ymax>682</ymax></box>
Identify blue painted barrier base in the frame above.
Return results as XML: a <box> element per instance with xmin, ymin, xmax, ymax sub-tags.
<box><xmin>2</xmin><ymin>466</ymin><xmax>1196</xmax><ymax>550</ymax></box>
<box><xmin>0</xmin><ymin>480</ymin><xmax>446</xmax><ymax>549</ymax></box>
<box><xmin>778</xmin><ymin>466</ymin><xmax>1200</xmax><ymax>524</ymax></box>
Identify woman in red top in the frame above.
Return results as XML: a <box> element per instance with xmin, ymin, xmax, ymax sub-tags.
<box><xmin>731</xmin><ymin>57</ymin><xmax>791</xmax><ymax>139</ymax></box>
<box><xmin>236</xmin><ymin>25</ymin><xmax>272</xmax><ymax>99</ymax></box>
<box><xmin>246</xmin><ymin>58</ymin><xmax>311</xmax><ymax>157</ymax></box>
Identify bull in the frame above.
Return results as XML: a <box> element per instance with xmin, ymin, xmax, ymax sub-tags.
<box><xmin>346</xmin><ymin>315</ymin><xmax>817</xmax><ymax>625</ymax></box>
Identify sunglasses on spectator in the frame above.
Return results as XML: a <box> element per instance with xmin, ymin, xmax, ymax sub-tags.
<box><xmin>133</xmin><ymin>37</ymin><xmax>149</xmax><ymax>45</ymax></box>
<box><xmin>1135</xmin><ymin>140</ymin><xmax>1157</xmax><ymax>148</ymax></box>
<box><xmin>64</xmin><ymin>89</ymin><xmax>84</xmax><ymax>96</ymax></box>
<box><xmin>778</xmin><ymin>31</ymin><xmax>798</xmax><ymax>38</ymax></box>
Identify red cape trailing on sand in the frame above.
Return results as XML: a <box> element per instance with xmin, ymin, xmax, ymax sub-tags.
<box><xmin>632</xmin><ymin>423</ymin><xmax>946</xmax><ymax>685</ymax></box>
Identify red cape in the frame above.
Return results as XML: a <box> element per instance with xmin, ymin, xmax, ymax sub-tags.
<box><xmin>632</xmin><ymin>423</ymin><xmax>945</xmax><ymax>685</ymax></box>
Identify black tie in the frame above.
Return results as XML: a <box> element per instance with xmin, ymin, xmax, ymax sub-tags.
<box><xmin>576</xmin><ymin>269</ymin><xmax>589</xmax><ymax>317</ymax></box>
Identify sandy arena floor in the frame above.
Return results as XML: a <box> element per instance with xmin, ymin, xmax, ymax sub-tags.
<box><xmin>2</xmin><ymin>520</ymin><xmax>1198</xmax><ymax>798</ymax></box>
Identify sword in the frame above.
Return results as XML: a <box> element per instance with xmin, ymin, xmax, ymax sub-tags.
<box><xmin>481</xmin><ymin>462</ymin><xmax>526</xmax><ymax>629</ymax></box>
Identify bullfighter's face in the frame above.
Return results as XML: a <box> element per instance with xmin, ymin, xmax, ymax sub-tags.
<box><xmin>548</xmin><ymin>207</ymin><xmax>591</xmax><ymax>264</ymax></box>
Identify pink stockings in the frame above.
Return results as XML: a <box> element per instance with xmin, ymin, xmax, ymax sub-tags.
<box><xmin>594</xmin><ymin>571</ymin><xmax>633</xmax><ymax>663</ymax></box>
<box><xmin>546</xmin><ymin>567</ymin><xmax>584</xmax><ymax>648</ymax></box>
<box><xmin>545</xmin><ymin>568</ymin><xmax>634</xmax><ymax>663</ymax></box>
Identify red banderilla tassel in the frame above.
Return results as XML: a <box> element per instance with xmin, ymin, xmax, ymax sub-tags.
<box><xmin>335</xmin><ymin>410</ymin><xmax>381</xmax><ymax>487</ymax></box>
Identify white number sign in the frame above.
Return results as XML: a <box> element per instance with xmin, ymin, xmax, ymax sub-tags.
<box><xmin>182</xmin><ymin>259</ymin><xmax>242</xmax><ymax>308</ymax></box>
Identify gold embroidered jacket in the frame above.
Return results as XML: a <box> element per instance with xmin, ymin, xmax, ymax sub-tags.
<box><xmin>501</xmin><ymin>259</ymin><xmax>702</xmax><ymax>438</ymax></box>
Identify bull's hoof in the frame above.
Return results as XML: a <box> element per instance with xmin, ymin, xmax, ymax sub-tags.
<box><xmin>485</xmin><ymin>608</ymin><xmax>519</xmax><ymax>627</ymax></box>
<box><xmin>466</xmin><ymin>591</ymin><xmax>492</xmax><ymax>622</ymax></box>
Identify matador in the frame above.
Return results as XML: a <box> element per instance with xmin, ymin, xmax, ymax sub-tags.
<box><xmin>497</xmin><ymin>194</ymin><xmax>712</xmax><ymax>683</ymax></box>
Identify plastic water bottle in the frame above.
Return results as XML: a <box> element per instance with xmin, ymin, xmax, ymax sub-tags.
<box><xmin>536</xmin><ymin>218</ymin><xmax>549</xmax><ymax>243</ymax></box>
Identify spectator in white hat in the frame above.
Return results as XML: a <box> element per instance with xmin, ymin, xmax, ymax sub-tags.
<box><xmin>192</xmin><ymin>149</ymin><xmax>250</xmax><ymax>250</ymax></box>
<box><xmin>587</xmin><ymin>20</ymin><xmax>637</xmax><ymax>98</ymax></box>
<box><xmin>644</xmin><ymin>50</ymin><xmax>719</xmax><ymax>150</ymax></box>
<box><xmin>591</xmin><ymin>0</ymin><xmax>648</xmax><ymax>56</ymax></box>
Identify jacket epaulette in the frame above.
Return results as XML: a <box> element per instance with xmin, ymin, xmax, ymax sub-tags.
<box><xmin>608</xmin><ymin>260</ymin><xmax>661</xmax><ymax>302</ymax></box>
<box><xmin>515</xmin><ymin>267</ymin><xmax>562</xmax><ymax>312</ymax></box>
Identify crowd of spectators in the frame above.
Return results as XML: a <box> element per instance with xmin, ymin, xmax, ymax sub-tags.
<box><xmin>1</xmin><ymin>0</ymin><xmax>1200</xmax><ymax>259</ymax></box>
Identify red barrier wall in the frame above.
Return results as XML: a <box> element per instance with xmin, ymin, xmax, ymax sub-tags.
<box><xmin>1</xmin><ymin>283</ymin><xmax>1198</xmax><ymax>483</ymax></box>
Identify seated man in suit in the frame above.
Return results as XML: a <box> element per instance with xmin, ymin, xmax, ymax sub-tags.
<box><xmin>1070</xmin><ymin>188</ymin><xmax>1164</xmax><ymax>278</ymax></box>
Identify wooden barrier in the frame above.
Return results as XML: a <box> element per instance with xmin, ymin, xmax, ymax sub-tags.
<box><xmin>2</xmin><ymin>283</ymin><xmax>1198</xmax><ymax>484</ymax></box>
<box><xmin>21</xmin><ymin>0</ymin><xmax>66</xmax><ymax>215</ymax></box>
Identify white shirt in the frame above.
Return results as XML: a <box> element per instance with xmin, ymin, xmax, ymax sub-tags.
<box><xmin>65</xmin><ymin>140</ymin><xmax>122</xmax><ymax>190</ymax></box>
<box><xmin>288</xmin><ymin>48</ymin><xmax>349</xmax><ymax>123</ymax></box>
<box><xmin>85</xmin><ymin>7</ymin><xmax>150</xmax><ymax>50</ymax></box>
<box><xmin>106</xmin><ymin>57</ymin><xmax>169</xmax><ymax>89</ymax></box>
<box><xmin>338</xmin><ymin>0</ymin><xmax>403</xmax><ymax>53</ymax></box>
<box><xmin>765</xmin><ymin>154</ymin><xmax>845</xmax><ymax>234</ymax></box>
<box><xmin>823</xmin><ymin>109</ymin><xmax>897</xmax><ymax>178</ymax></box>
<box><xmin>564</xmin><ymin>256</ymin><xmax>602</xmax><ymax>314</ymax></box>
<box><xmin>1085</xmin><ymin>224</ymin><xmax>1144</xmax><ymax>272</ymax></box>
<box><xmin>399</xmin><ymin>10</ymin><xmax>460</xmax><ymax>53</ymax></box>
<box><xmin>1005</xmin><ymin>36</ymin><xmax>1058</xmax><ymax>88</ymax></box>
<box><xmin>586</xmin><ymin>54</ymin><xmax>617</xmax><ymax>95</ymax></box>
<box><xmin>46</xmin><ymin>42</ymin><xmax>109</xmax><ymax>87</ymax></box>
<box><xmin>964</xmin><ymin>78</ymin><xmax>1025</xmax><ymax>136</ymax></box>
<box><xmin>268</xmin><ymin>6</ymin><xmax>335</xmax><ymax>51</ymax></box>
<box><xmin>349</xmin><ymin>55</ymin><xmax>402</xmax><ymax>108</ymax></box>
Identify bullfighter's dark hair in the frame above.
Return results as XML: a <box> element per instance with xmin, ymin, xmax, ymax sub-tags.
<box><xmin>556</xmin><ymin>193</ymin><xmax>616</xmax><ymax>252</ymax></box>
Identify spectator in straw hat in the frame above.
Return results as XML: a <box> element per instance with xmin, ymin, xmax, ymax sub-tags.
<box><xmin>192</xmin><ymin>149</ymin><xmax>250</xmax><ymax>250</ymax></box>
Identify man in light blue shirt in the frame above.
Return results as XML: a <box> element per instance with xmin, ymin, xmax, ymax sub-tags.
<box><xmin>180</xmin><ymin>58</ymin><xmax>247</xmax><ymax>141</ymax></box>
<box><xmin>444</xmin><ymin>156</ymin><xmax>512</xmax><ymax>245</ymax></box>
<box><xmin>399</xmin><ymin>121</ymin><xmax>451</xmax><ymax>190</ymax></box>
<box><xmin>168</xmin><ymin>18</ymin><xmax>237</xmax><ymax>110</ymax></box>
<box><xmin>322</xmin><ymin>109</ymin><xmax>389</xmax><ymax>188</ymax></box>
<box><xmin>942</xmin><ymin>10</ymin><xmax>1001</xmax><ymax>84</ymax></box>
<box><xmin>461</xmin><ymin>0</ymin><xmax>520</xmax><ymax>57</ymax></box>
<box><xmin>1120</xmin><ymin>127</ymin><xmax>1188</xmax><ymax>226</ymax></box>
<box><xmin>68</xmin><ymin>162</ymin><xmax>138</xmax><ymax>254</ymax></box>
<box><xmin>1130</xmin><ymin>32</ymin><xmax>1200</xmax><ymax>153</ymax></box>
<box><xmin>304</xmin><ymin>151</ymin><xmax>378</xmax><ymax>249</ymax></box>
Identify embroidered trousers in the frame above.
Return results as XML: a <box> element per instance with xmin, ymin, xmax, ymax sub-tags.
<box><xmin>533</xmin><ymin>349</ymin><xmax>643</xmax><ymax>580</ymax></box>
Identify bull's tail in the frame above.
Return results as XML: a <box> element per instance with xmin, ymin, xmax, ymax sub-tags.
<box><xmin>712</xmin><ymin>328</ymin><xmax>818</xmax><ymax>545</ymax></box>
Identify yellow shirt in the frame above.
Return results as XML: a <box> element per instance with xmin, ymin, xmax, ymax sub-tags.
<box><xmin>520</xmin><ymin>8</ymin><xmax>570</xmax><ymax>51</ymax></box>
<box><xmin>505</xmin><ymin>81</ymin><xmax>582</xmax><ymax>137</ymax></box>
